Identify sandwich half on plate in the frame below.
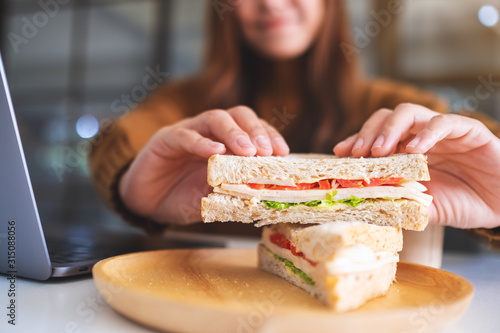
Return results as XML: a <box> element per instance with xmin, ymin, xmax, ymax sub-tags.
<box><xmin>259</xmin><ymin>222</ymin><xmax>403</xmax><ymax>312</ymax></box>
<box><xmin>201</xmin><ymin>154</ymin><xmax>432</xmax><ymax>230</ymax></box>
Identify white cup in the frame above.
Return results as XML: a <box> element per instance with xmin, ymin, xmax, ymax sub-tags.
<box><xmin>399</xmin><ymin>224</ymin><xmax>445</xmax><ymax>268</ymax></box>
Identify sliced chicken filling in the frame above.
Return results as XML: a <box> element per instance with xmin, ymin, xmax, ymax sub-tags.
<box><xmin>214</xmin><ymin>181</ymin><xmax>432</xmax><ymax>206</ymax></box>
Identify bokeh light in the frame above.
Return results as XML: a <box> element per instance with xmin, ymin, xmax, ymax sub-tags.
<box><xmin>75</xmin><ymin>114</ymin><xmax>99</xmax><ymax>139</ymax></box>
<box><xmin>478</xmin><ymin>5</ymin><xmax>499</xmax><ymax>27</ymax></box>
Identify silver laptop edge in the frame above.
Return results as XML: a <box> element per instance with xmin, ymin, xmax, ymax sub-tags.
<box><xmin>0</xmin><ymin>51</ymin><xmax>54</xmax><ymax>280</ymax></box>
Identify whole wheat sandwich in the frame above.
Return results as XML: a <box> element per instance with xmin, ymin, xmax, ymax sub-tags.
<box><xmin>201</xmin><ymin>153</ymin><xmax>432</xmax><ymax>231</ymax></box>
<box><xmin>259</xmin><ymin>222</ymin><xmax>402</xmax><ymax>312</ymax></box>
<box><xmin>201</xmin><ymin>153</ymin><xmax>432</xmax><ymax>311</ymax></box>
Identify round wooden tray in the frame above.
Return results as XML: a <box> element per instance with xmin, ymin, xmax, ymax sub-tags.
<box><xmin>93</xmin><ymin>248</ymin><xmax>473</xmax><ymax>333</ymax></box>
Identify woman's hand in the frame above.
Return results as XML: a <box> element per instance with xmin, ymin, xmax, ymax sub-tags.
<box><xmin>334</xmin><ymin>103</ymin><xmax>500</xmax><ymax>229</ymax></box>
<box><xmin>119</xmin><ymin>106</ymin><xmax>289</xmax><ymax>225</ymax></box>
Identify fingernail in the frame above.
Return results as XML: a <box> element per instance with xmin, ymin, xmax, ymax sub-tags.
<box><xmin>372</xmin><ymin>135</ymin><xmax>385</xmax><ymax>149</ymax></box>
<box><xmin>407</xmin><ymin>136</ymin><xmax>421</xmax><ymax>148</ymax></box>
<box><xmin>256</xmin><ymin>136</ymin><xmax>272</xmax><ymax>149</ymax></box>
<box><xmin>209</xmin><ymin>141</ymin><xmax>225</xmax><ymax>150</ymax></box>
<box><xmin>273</xmin><ymin>138</ymin><xmax>289</xmax><ymax>151</ymax></box>
<box><xmin>236</xmin><ymin>135</ymin><xmax>254</xmax><ymax>149</ymax></box>
<box><xmin>353</xmin><ymin>138</ymin><xmax>364</xmax><ymax>150</ymax></box>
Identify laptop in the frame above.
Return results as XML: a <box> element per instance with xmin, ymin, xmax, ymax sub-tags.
<box><xmin>0</xmin><ymin>52</ymin><xmax>237</xmax><ymax>280</ymax></box>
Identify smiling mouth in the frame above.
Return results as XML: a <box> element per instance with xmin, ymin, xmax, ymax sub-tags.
<box><xmin>258</xmin><ymin>16</ymin><xmax>298</xmax><ymax>32</ymax></box>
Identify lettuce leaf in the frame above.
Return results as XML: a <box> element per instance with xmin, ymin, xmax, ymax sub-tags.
<box><xmin>262</xmin><ymin>201</ymin><xmax>300</xmax><ymax>209</ymax></box>
<box><xmin>325</xmin><ymin>190</ymin><xmax>338</xmax><ymax>200</ymax></box>
<box><xmin>262</xmin><ymin>191</ymin><xmax>366</xmax><ymax>209</ymax></box>
<box><xmin>337</xmin><ymin>196</ymin><xmax>366</xmax><ymax>207</ymax></box>
<box><xmin>272</xmin><ymin>253</ymin><xmax>315</xmax><ymax>286</ymax></box>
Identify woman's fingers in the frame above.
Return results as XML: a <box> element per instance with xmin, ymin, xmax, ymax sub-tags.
<box><xmin>336</xmin><ymin>104</ymin><xmax>440</xmax><ymax>157</ymax></box>
<box><xmin>351</xmin><ymin>109</ymin><xmax>393</xmax><ymax>157</ymax></box>
<box><xmin>152</xmin><ymin>126</ymin><xmax>227</xmax><ymax>159</ymax></box>
<box><xmin>370</xmin><ymin>104</ymin><xmax>439</xmax><ymax>157</ymax></box>
<box><xmin>195</xmin><ymin>109</ymin><xmax>258</xmax><ymax>156</ymax></box>
<box><xmin>336</xmin><ymin>103</ymin><xmax>494</xmax><ymax>158</ymax></box>
<box><xmin>260</xmin><ymin>119</ymin><xmax>290</xmax><ymax>156</ymax></box>
<box><xmin>333</xmin><ymin>134</ymin><xmax>357</xmax><ymax>156</ymax></box>
<box><xmin>228</xmin><ymin>106</ymin><xmax>290</xmax><ymax>156</ymax></box>
<box><xmin>406</xmin><ymin>114</ymin><xmax>491</xmax><ymax>154</ymax></box>
<box><xmin>186</xmin><ymin>106</ymin><xmax>289</xmax><ymax>157</ymax></box>
<box><xmin>333</xmin><ymin>108</ymin><xmax>393</xmax><ymax>157</ymax></box>
<box><xmin>405</xmin><ymin>115</ymin><xmax>453</xmax><ymax>154</ymax></box>
<box><xmin>228</xmin><ymin>106</ymin><xmax>274</xmax><ymax>156</ymax></box>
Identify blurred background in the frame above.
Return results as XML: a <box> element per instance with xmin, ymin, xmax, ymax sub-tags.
<box><xmin>1</xmin><ymin>0</ymin><xmax>499</xmax><ymax>251</ymax></box>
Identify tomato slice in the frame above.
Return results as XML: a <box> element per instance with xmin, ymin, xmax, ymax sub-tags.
<box><xmin>380</xmin><ymin>177</ymin><xmax>404</xmax><ymax>185</ymax></box>
<box><xmin>266</xmin><ymin>184</ymin><xmax>297</xmax><ymax>190</ymax></box>
<box><xmin>270</xmin><ymin>233</ymin><xmax>317</xmax><ymax>266</ymax></box>
<box><xmin>337</xmin><ymin>177</ymin><xmax>404</xmax><ymax>188</ymax></box>
<box><xmin>248</xmin><ymin>183</ymin><xmax>265</xmax><ymax>190</ymax></box>
<box><xmin>249</xmin><ymin>177</ymin><xmax>403</xmax><ymax>190</ymax></box>
<box><xmin>270</xmin><ymin>234</ymin><xmax>290</xmax><ymax>249</ymax></box>
<box><xmin>265</xmin><ymin>183</ymin><xmax>317</xmax><ymax>191</ymax></box>
<box><xmin>290</xmin><ymin>245</ymin><xmax>302</xmax><ymax>257</ymax></box>
<box><xmin>318</xmin><ymin>179</ymin><xmax>331</xmax><ymax>190</ymax></box>
<box><xmin>337</xmin><ymin>179</ymin><xmax>365</xmax><ymax>188</ymax></box>
<box><xmin>364</xmin><ymin>178</ymin><xmax>383</xmax><ymax>187</ymax></box>
<box><xmin>363</xmin><ymin>177</ymin><xmax>404</xmax><ymax>187</ymax></box>
<box><xmin>296</xmin><ymin>183</ymin><xmax>316</xmax><ymax>190</ymax></box>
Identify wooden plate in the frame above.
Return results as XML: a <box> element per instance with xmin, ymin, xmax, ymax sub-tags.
<box><xmin>93</xmin><ymin>249</ymin><xmax>473</xmax><ymax>333</ymax></box>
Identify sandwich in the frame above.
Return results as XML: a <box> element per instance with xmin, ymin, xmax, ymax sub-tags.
<box><xmin>259</xmin><ymin>222</ymin><xmax>403</xmax><ymax>312</ymax></box>
<box><xmin>201</xmin><ymin>154</ymin><xmax>432</xmax><ymax>230</ymax></box>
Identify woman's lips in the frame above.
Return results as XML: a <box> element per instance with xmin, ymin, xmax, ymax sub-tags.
<box><xmin>257</xmin><ymin>16</ymin><xmax>297</xmax><ymax>31</ymax></box>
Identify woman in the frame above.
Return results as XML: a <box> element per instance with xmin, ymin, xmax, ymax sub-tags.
<box><xmin>89</xmin><ymin>0</ymin><xmax>500</xmax><ymax>240</ymax></box>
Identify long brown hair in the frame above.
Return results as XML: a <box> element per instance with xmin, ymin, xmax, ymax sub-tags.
<box><xmin>201</xmin><ymin>0</ymin><xmax>362</xmax><ymax>153</ymax></box>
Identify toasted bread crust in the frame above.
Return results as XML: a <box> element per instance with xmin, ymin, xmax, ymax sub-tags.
<box><xmin>207</xmin><ymin>153</ymin><xmax>430</xmax><ymax>187</ymax></box>
<box><xmin>201</xmin><ymin>193</ymin><xmax>428</xmax><ymax>231</ymax></box>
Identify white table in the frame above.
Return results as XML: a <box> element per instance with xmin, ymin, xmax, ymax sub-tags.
<box><xmin>441</xmin><ymin>253</ymin><xmax>500</xmax><ymax>333</ymax></box>
<box><xmin>1</xmin><ymin>251</ymin><xmax>499</xmax><ymax>333</ymax></box>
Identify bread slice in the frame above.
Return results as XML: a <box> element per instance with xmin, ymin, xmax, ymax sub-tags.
<box><xmin>207</xmin><ymin>153</ymin><xmax>430</xmax><ymax>187</ymax></box>
<box><xmin>258</xmin><ymin>244</ymin><xmax>397</xmax><ymax>312</ymax></box>
<box><xmin>264</xmin><ymin>222</ymin><xmax>403</xmax><ymax>262</ymax></box>
<box><xmin>201</xmin><ymin>193</ymin><xmax>428</xmax><ymax>231</ymax></box>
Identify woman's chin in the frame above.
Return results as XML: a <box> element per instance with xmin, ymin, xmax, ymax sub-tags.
<box><xmin>254</xmin><ymin>43</ymin><xmax>309</xmax><ymax>60</ymax></box>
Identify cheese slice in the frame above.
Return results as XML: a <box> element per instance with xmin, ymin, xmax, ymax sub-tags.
<box><xmin>214</xmin><ymin>181</ymin><xmax>433</xmax><ymax>206</ymax></box>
